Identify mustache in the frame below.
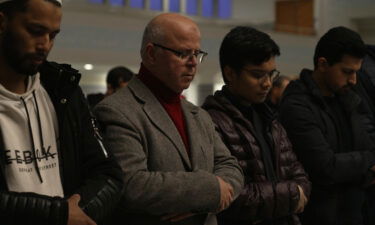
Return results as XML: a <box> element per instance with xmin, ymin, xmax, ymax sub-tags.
<box><xmin>27</xmin><ymin>52</ymin><xmax>48</xmax><ymax>61</ymax></box>
<box><xmin>343</xmin><ymin>84</ymin><xmax>354</xmax><ymax>89</ymax></box>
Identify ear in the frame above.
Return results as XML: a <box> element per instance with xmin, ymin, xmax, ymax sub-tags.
<box><xmin>223</xmin><ymin>66</ymin><xmax>237</xmax><ymax>83</ymax></box>
<box><xmin>0</xmin><ymin>12</ymin><xmax>6</xmax><ymax>34</ymax></box>
<box><xmin>317</xmin><ymin>57</ymin><xmax>329</xmax><ymax>72</ymax></box>
<box><xmin>145</xmin><ymin>43</ymin><xmax>157</xmax><ymax>64</ymax></box>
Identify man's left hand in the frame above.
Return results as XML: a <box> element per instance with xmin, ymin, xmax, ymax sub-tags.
<box><xmin>294</xmin><ymin>185</ymin><xmax>307</xmax><ymax>214</ymax></box>
<box><xmin>161</xmin><ymin>213</ymin><xmax>194</xmax><ymax>222</ymax></box>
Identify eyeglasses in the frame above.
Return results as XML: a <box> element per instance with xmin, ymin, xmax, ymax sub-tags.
<box><xmin>152</xmin><ymin>43</ymin><xmax>208</xmax><ymax>64</ymax></box>
<box><xmin>242</xmin><ymin>68</ymin><xmax>280</xmax><ymax>83</ymax></box>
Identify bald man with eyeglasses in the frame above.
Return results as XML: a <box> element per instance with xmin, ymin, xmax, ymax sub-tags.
<box><xmin>93</xmin><ymin>13</ymin><xmax>244</xmax><ymax>225</ymax></box>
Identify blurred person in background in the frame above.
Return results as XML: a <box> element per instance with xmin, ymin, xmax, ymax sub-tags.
<box><xmin>87</xmin><ymin>66</ymin><xmax>134</xmax><ymax>108</ymax></box>
<box><xmin>105</xmin><ymin>66</ymin><xmax>134</xmax><ymax>96</ymax></box>
<box><xmin>266</xmin><ymin>75</ymin><xmax>291</xmax><ymax>111</ymax></box>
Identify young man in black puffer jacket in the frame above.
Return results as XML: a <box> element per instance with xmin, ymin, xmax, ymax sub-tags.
<box><xmin>202</xmin><ymin>26</ymin><xmax>311</xmax><ymax>225</ymax></box>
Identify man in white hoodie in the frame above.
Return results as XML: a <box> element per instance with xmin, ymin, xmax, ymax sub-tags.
<box><xmin>0</xmin><ymin>0</ymin><xmax>123</xmax><ymax>225</ymax></box>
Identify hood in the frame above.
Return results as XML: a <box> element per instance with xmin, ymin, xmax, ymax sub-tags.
<box><xmin>282</xmin><ymin>68</ymin><xmax>362</xmax><ymax>112</ymax></box>
<box><xmin>202</xmin><ymin>86</ymin><xmax>276</xmax><ymax>122</ymax></box>
<box><xmin>0</xmin><ymin>73</ymin><xmax>41</xmax><ymax>102</ymax></box>
<box><xmin>282</xmin><ymin>69</ymin><xmax>316</xmax><ymax>98</ymax></box>
<box><xmin>0</xmin><ymin>73</ymin><xmax>45</xmax><ymax>183</ymax></box>
<box><xmin>202</xmin><ymin>88</ymin><xmax>244</xmax><ymax>120</ymax></box>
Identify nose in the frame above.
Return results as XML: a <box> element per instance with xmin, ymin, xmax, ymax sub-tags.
<box><xmin>187</xmin><ymin>54</ymin><xmax>198</xmax><ymax>66</ymax></box>
<box><xmin>36</xmin><ymin>34</ymin><xmax>52</xmax><ymax>52</ymax></box>
<box><xmin>262</xmin><ymin>75</ymin><xmax>272</xmax><ymax>89</ymax></box>
<box><xmin>348</xmin><ymin>72</ymin><xmax>357</xmax><ymax>85</ymax></box>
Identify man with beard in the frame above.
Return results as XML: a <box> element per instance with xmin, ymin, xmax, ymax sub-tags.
<box><xmin>0</xmin><ymin>0</ymin><xmax>123</xmax><ymax>225</ymax></box>
<box><xmin>94</xmin><ymin>13</ymin><xmax>244</xmax><ymax>225</ymax></box>
<box><xmin>279</xmin><ymin>26</ymin><xmax>375</xmax><ymax>225</ymax></box>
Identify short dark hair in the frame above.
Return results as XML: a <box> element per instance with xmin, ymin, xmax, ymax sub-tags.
<box><xmin>106</xmin><ymin>66</ymin><xmax>134</xmax><ymax>89</ymax></box>
<box><xmin>313</xmin><ymin>26</ymin><xmax>366</xmax><ymax>67</ymax></box>
<box><xmin>0</xmin><ymin>0</ymin><xmax>61</xmax><ymax>18</ymax></box>
<box><xmin>219</xmin><ymin>26</ymin><xmax>280</xmax><ymax>83</ymax></box>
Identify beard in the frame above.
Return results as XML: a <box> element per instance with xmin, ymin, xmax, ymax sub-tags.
<box><xmin>2</xmin><ymin>28</ymin><xmax>48</xmax><ymax>76</ymax></box>
<box><xmin>337</xmin><ymin>85</ymin><xmax>353</xmax><ymax>94</ymax></box>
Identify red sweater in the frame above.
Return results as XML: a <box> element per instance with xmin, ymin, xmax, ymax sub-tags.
<box><xmin>138</xmin><ymin>64</ymin><xmax>190</xmax><ymax>157</ymax></box>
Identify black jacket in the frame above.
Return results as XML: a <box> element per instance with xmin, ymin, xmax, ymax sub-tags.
<box><xmin>357</xmin><ymin>45</ymin><xmax>375</xmax><ymax>124</ymax></box>
<box><xmin>202</xmin><ymin>88</ymin><xmax>311</xmax><ymax>225</ymax></box>
<box><xmin>356</xmin><ymin>44</ymin><xmax>375</xmax><ymax>225</ymax></box>
<box><xmin>279</xmin><ymin>69</ymin><xmax>375</xmax><ymax>225</ymax></box>
<box><xmin>0</xmin><ymin>61</ymin><xmax>123</xmax><ymax>225</ymax></box>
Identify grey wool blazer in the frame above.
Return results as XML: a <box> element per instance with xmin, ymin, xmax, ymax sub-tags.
<box><xmin>94</xmin><ymin>77</ymin><xmax>244</xmax><ymax>225</ymax></box>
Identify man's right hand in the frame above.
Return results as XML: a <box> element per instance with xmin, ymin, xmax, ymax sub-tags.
<box><xmin>67</xmin><ymin>194</ymin><xmax>97</xmax><ymax>225</ymax></box>
<box><xmin>216</xmin><ymin>176</ymin><xmax>234</xmax><ymax>212</ymax></box>
<box><xmin>370</xmin><ymin>165</ymin><xmax>375</xmax><ymax>185</ymax></box>
<box><xmin>294</xmin><ymin>185</ymin><xmax>307</xmax><ymax>214</ymax></box>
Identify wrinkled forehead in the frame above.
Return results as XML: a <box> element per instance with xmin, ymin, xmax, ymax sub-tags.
<box><xmin>0</xmin><ymin>0</ymin><xmax>62</xmax><ymax>4</ymax></box>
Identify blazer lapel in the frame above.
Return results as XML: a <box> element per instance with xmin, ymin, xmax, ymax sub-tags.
<box><xmin>129</xmin><ymin>78</ymin><xmax>192</xmax><ymax>169</ymax></box>
<box><xmin>182</xmin><ymin>100</ymin><xmax>203</xmax><ymax>171</ymax></box>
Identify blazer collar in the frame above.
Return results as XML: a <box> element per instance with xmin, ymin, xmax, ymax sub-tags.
<box><xmin>128</xmin><ymin>78</ymin><xmax>192</xmax><ymax>170</ymax></box>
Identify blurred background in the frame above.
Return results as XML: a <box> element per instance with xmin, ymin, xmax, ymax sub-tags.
<box><xmin>49</xmin><ymin>0</ymin><xmax>375</xmax><ymax>105</ymax></box>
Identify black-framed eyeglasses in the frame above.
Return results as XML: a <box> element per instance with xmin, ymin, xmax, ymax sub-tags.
<box><xmin>242</xmin><ymin>68</ymin><xmax>281</xmax><ymax>83</ymax></box>
<box><xmin>152</xmin><ymin>43</ymin><xmax>208</xmax><ymax>64</ymax></box>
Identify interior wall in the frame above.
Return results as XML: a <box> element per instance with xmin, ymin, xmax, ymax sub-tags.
<box><xmin>48</xmin><ymin>0</ymin><xmax>375</xmax><ymax>104</ymax></box>
<box><xmin>314</xmin><ymin>0</ymin><xmax>375</xmax><ymax>36</ymax></box>
<box><xmin>231</xmin><ymin>0</ymin><xmax>275</xmax><ymax>25</ymax></box>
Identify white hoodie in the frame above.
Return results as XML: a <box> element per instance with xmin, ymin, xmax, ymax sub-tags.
<box><xmin>0</xmin><ymin>73</ymin><xmax>64</xmax><ymax>197</ymax></box>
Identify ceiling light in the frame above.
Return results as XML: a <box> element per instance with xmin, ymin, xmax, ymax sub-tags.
<box><xmin>84</xmin><ymin>64</ymin><xmax>93</xmax><ymax>70</ymax></box>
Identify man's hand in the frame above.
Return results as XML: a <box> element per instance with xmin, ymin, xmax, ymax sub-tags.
<box><xmin>294</xmin><ymin>185</ymin><xmax>307</xmax><ymax>214</ymax></box>
<box><xmin>67</xmin><ymin>194</ymin><xmax>97</xmax><ymax>225</ymax></box>
<box><xmin>369</xmin><ymin>166</ymin><xmax>375</xmax><ymax>186</ymax></box>
<box><xmin>216</xmin><ymin>176</ymin><xmax>234</xmax><ymax>212</ymax></box>
<box><xmin>161</xmin><ymin>213</ymin><xmax>194</xmax><ymax>222</ymax></box>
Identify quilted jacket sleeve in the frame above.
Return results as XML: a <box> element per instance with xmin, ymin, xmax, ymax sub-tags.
<box><xmin>0</xmin><ymin>191</ymin><xmax>68</xmax><ymax>225</ymax></box>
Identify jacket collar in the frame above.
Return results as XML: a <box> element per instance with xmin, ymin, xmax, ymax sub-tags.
<box><xmin>128</xmin><ymin>77</ymin><xmax>198</xmax><ymax>170</ymax></box>
<box><xmin>39</xmin><ymin>61</ymin><xmax>81</xmax><ymax>100</ymax></box>
<box><xmin>137</xmin><ymin>64</ymin><xmax>181</xmax><ymax>104</ymax></box>
<box><xmin>299</xmin><ymin>68</ymin><xmax>362</xmax><ymax>112</ymax></box>
<box><xmin>204</xmin><ymin>86</ymin><xmax>276</xmax><ymax>124</ymax></box>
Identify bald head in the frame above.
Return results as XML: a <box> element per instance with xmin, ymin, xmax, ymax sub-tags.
<box><xmin>140</xmin><ymin>13</ymin><xmax>200</xmax><ymax>59</ymax></box>
<box><xmin>140</xmin><ymin>13</ymin><xmax>203</xmax><ymax>93</ymax></box>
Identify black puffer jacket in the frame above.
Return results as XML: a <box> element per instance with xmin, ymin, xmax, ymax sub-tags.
<box><xmin>357</xmin><ymin>45</ymin><xmax>375</xmax><ymax>225</ymax></box>
<box><xmin>0</xmin><ymin>61</ymin><xmax>123</xmax><ymax>225</ymax></box>
<box><xmin>280</xmin><ymin>69</ymin><xmax>375</xmax><ymax>225</ymax></box>
<box><xmin>202</xmin><ymin>89</ymin><xmax>311</xmax><ymax>225</ymax></box>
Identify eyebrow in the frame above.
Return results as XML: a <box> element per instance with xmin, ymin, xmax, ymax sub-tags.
<box><xmin>245</xmin><ymin>69</ymin><xmax>276</xmax><ymax>73</ymax></box>
<box><xmin>342</xmin><ymin>68</ymin><xmax>356</xmax><ymax>72</ymax></box>
<box><xmin>28</xmin><ymin>22</ymin><xmax>61</xmax><ymax>34</ymax></box>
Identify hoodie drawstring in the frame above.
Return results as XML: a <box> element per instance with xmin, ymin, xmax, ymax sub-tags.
<box><xmin>20</xmin><ymin>91</ymin><xmax>44</xmax><ymax>183</ymax></box>
<box><xmin>32</xmin><ymin>91</ymin><xmax>45</xmax><ymax>154</ymax></box>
